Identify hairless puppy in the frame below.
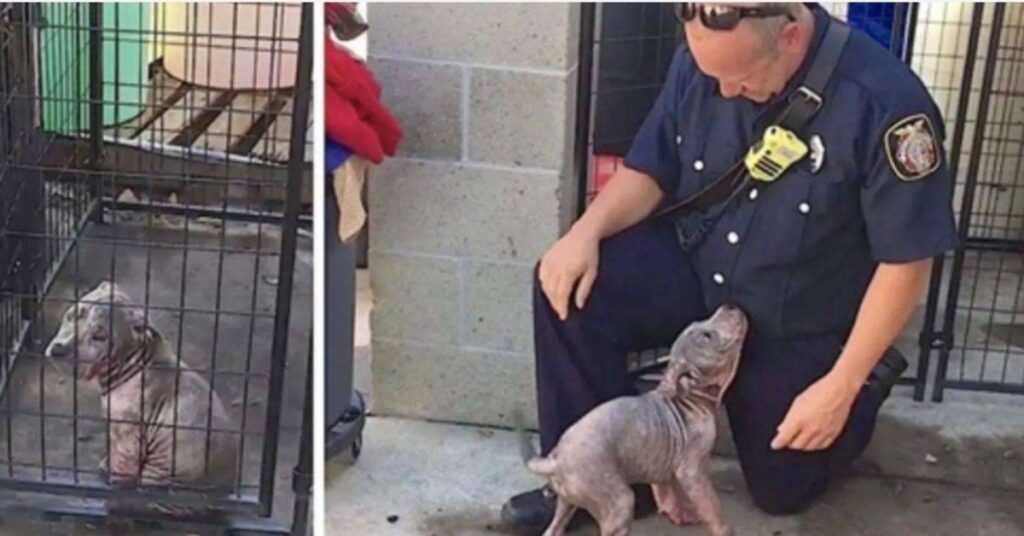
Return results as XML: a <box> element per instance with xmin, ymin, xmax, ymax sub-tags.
<box><xmin>46</xmin><ymin>281</ymin><xmax>238</xmax><ymax>519</ymax></box>
<box><xmin>521</xmin><ymin>304</ymin><xmax>747</xmax><ymax>536</ymax></box>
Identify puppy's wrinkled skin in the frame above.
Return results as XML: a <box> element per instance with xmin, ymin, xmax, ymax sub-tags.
<box><xmin>525</xmin><ymin>305</ymin><xmax>747</xmax><ymax>536</ymax></box>
<box><xmin>46</xmin><ymin>281</ymin><xmax>238</xmax><ymax>517</ymax></box>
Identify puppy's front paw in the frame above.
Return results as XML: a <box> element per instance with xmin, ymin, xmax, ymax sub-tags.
<box><xmin>652</xmin><ymin>483</ymin><xmax>698</xmax><ymax>526</ymax></box>
<box><xmin>710</xmin><ymin>522</ymin><xmax>734</xmax><ymax>536</ymax></box>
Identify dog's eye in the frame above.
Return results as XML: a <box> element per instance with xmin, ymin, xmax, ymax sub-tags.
<box><xmin>699</xmin><ymin>331</ymin><xmax>713</xmax><ymax>344</ymax></box>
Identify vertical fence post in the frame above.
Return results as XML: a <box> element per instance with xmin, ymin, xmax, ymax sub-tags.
<box><xmin>932</xmin><ymin>3</ymin><xmax>1005</xmax><ymax>403</ymax></box>
<box><xmin>15</xmin><ymin>4</ymin><xmax>43</xmax><ymax>333</ymax></box>
<box><xmin>88</xmin><ymin>4</ymin><xmax>103</xmax><ymax>176</ymax></box>
<box><xmin>900</xmin><ymin>2</ymin><xmax>918</xmax><ymax>63</ymax></box>
<box><xmin>259</xmin><ymin>1</ymin><xmax>313</xmax><ymax>518</ymax></box>
<box><xmin>290</xmin><ymin>337</ymin><xmax>313</xmax><ymax>536</ymax></box>
<box><xmin>889</xmin><ymin>2</ymin><xmax>938</xmax><ymax>401</ymax></box>
<box><xmin>574</xmin><ymin>3</ymin><xmax>595</xmax><ymax>220</ymax></box>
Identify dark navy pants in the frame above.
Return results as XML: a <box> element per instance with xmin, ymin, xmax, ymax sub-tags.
<box><xmin>534</xmin><ymin>219</ymin><xmax>884</xmax><ymax>515</ymax></box>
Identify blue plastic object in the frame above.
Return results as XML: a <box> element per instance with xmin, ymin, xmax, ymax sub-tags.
<box><xmin>847</xmin><ymin>3</ymin><xmax>909</xmax><ymax>59</ymax></box>
<box><xmin>326</xmin><ymin>139</ymin><xmax>353</xmax><ymax>175</ymax></box>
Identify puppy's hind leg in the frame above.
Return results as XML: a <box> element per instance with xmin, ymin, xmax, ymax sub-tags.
<box><xmin>542</xmin><ymin>496</ymin><xmax>577</xmax><ymax>536</ymax></box>
<box><xmin>594</xmin><ymin>482</ymin><xmax>634</xmax><ymax>536</ymax></box>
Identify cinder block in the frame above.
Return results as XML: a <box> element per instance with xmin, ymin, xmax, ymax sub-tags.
<box><xmin>368</xmin><ymin>57</ymin><xmax>462</xmax><ymax>160</ymax></box>
<box><xmin>469</xmin><ymin>68</ymin><xmax>571</xmax><ymax>169</ymax></box>
<box><xmin>464</xmin><ymin>260</ymin><xmax>535</xmax><ymax>353</ymax></box>
<box><xmin>368</xmin><ymin>252</ymin><xmax>459</xmax><ymax>346</ymax></box>
<box><xmin>367</xmin><ymin>3</ymin><xmax>577</xmax><ymax>71</ymax></box>
<box><xmin>371</xmin><ymin>339</ymin><xmax>538</xmax><ymax>428</ymax></box>
<box><xmin>368</xmin><ymin>159</ymin><xmax>560</xmax><ymax>261</ymax></box>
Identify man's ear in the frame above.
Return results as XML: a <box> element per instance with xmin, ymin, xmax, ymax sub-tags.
<box><xmin>779</xmin><ymin>14</ymin><xmax>804</xmax><ymax>52</ymax></box>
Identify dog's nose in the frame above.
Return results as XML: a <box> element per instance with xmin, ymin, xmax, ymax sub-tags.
<box><xmin>47</xmin><ymin>341</ymin><xmax>69</xmax><ymax>358</ymax></box>
<box><xmin>720</xmin><ymin>302</ymin><xmax>737</xmax><ymax>313</ymax></box>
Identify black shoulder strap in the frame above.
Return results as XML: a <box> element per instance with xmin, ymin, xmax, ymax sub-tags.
<box><xmin>655</xmin><ymin>18</ymin><xmax>850</xmax><ymax>220</ymax></box>
<box><xmin>779</xmin><ymin>20</ymin><xmax>850</xmax><ymax>132</ymax></box>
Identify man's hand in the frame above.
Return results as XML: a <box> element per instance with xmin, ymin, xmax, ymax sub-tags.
<box><xmin>770</xmin><ymin>372</ymin><xmax>860</xmax><ymax>451</ymax></box>
<box><xmin>771</xmin><ymin>260</ymin><xmax>932</xmax><ymax>452</ymax></box>
<box><xmin>536</xmin><ymin>166</ymin><xmax>666</xmax><ymax>321</ymax></box>
<box><xmin>538</xmin><ymin>229</ymin><xmax>600</xmax><ymax>321</ymax></box>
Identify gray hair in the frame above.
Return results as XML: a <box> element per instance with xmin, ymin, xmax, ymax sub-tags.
<box><xmin>746</xmin><ymin>3</ymin><xmax>804</xmax><ymax>55</ymax></box>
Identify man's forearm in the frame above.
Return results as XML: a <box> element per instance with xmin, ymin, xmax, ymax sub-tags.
<box><xmin>570</xmin><ymin>166</ymin><xmax>665</xmax><ymax>241</ymax></box>
<box><xmin>829</xmin><ymin>259</ymin><xmax>933</xmax><ymax>391</ymax></box>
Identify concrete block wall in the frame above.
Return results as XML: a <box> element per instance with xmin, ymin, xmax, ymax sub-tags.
<box><xmin>366</xmin><ymin>3</ymin><xmax>580</xmax><ymax>428</ymax></box>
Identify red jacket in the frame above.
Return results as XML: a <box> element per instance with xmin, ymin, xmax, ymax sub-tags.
<box><xmin>325</xmin><ymin>35</ymin><xmax>402</xmax><ymax>164</ymax></box>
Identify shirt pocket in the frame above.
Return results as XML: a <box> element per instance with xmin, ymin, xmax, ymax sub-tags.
<box><xmin>802</xmin><ymin>170</ymin><xmax>860</xmax><ymax>252</ymax></box>
<box><xmin>674</xmin><ymin>137</ymin><xmax>742</xmax><ymax>202</ymax></box>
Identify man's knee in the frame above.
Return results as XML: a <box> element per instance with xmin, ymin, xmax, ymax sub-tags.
<box><xmin>532</xmin><ymin>261</ymin><xmax>553</xmax><ymax>313</ymax></box>
<box><xmin>732</xmin><ymin>426</ymin><xmax>829</xmax><ymax>515</ymax></box>
<box><xmin>746</xmin><ymin>473</ymin><xmax>826</xmax><ymax>515</ymax></box>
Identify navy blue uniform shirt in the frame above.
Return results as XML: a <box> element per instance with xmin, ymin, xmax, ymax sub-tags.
<box><xmin>624</xmin><ymin>4</ymin><xmax>958</xmax><ymax>340</ymax></box>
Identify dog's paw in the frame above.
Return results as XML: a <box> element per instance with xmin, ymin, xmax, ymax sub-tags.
<box><xmin>660</xmin><ymin>508</ymin><xmax>700</xmax><ymax>526</ymax></box>
<box><xmin>710</xmin><ymin>522</ymin><xmax>735</xmax><ymax>536</ymax></box>
<box><xmin>652</xmin><ymin>483</ymin><xmax>699</xmax><ymax>526</ymax></box>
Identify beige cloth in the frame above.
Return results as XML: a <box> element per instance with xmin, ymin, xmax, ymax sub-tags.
<box><xmin>333</xmin><ymin>156</ymin><xmax>369</xmax><ymax>243</ymax></box>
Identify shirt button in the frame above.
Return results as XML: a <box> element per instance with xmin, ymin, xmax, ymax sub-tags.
<box><xmin>726</xmin><ymin>231</ymin><xmax>739</xmax><ymax>244</ymax></box>
<box><xmin>675</xmin><ymin>134</ymin><xmax>683</xmax><ymax>145</ymax></box>
<box><xmin>749</xmin><ymin>188</ymin><xmax>759</xmax><ymax>201</ymax></box>
<box><xmin>693</xmin><ymin>160</ymin><xmax>705</xmax><ymax>171</ymax></box>
<box><xmin>713</xmin><ymin>272</ymin><xmax>725</xmax><ymax>285</ymax></box>
<box><xmin>799</xmin><ymin>202</ymin><xmax>811</xmax><ymax>214</ymax></box>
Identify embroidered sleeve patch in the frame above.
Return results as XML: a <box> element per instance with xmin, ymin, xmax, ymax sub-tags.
<box><xmin>885</xmin><ymin>113</ymin><xmax>941</xmax><ymax>181</ymax></box>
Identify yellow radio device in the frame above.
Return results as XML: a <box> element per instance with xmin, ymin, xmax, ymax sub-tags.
<box><xmin>744</xmin><ymin>126</ymin><xmax>809</xmax><ymax>182</ymax></box>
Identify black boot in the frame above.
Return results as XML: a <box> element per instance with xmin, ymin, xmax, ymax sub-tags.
<box><xmin>499</xmin><ymin>484</ymin><xmax>657</xmax><ymax>534</ymax></box>
<box><xmin>866</xmin><ymin>347</ymin><xmax>909</xmax><ymax>401</ymax></box>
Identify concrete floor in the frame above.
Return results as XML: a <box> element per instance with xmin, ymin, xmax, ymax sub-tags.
<box><xmin>326</xmin><ymin>417</ymin><xmax>1024</xmax><ymax>536</ymax></box>
<box><xmin>0</xmin><ymin>216</ymin><xmax>312</xmax><ymax>535</ymax></box>
<box><xmin>328</xmin><ymin>268</ymin><xmax>1024</xmax><ymax>535</ymax></box>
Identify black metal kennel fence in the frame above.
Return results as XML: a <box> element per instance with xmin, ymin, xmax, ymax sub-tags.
<box><xmin>577</xmin><ymin>3</ymin><xmax>1024</xmax><ymax>402</ymax></box>
<box><xmin>0</xmin><ymin>3</ymin><xmax>312</xmax><ymax>534</ymax></box>
<box><xmin>921</xmin><ymin>3</ymin><xmax>1024</xmax><ymax>401</ymax></box>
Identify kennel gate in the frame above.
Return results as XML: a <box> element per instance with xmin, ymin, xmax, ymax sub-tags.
<box><xmin>0</xmin><ymin>3</ymin><xmax>312</xmax><ymax>534</ymax></box>
<box><xmin>919</xmin><ymin>3</ymin><xmax>1024</xmax><ymax>402</ymax></box>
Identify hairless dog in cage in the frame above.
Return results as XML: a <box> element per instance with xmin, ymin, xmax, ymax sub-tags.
<box><xmin>519</xmin><ymin>304</ymin><xmax>747</xmax><ymax>536</ymax></box>
<box><xmin>45</xmin><ymin>281</ymin><xmax>239</xmax><ymax>520</ymax></box>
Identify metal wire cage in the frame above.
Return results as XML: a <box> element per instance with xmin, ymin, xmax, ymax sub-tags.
<box><xmin>0</xmin><ymin>3</ymin><xmax>312</xmax><ymax>534</ymax></box>
<box><xmin>919</xmin><ymin>3</ymin><xmax>1024</xmax><ymax>401</ymax></box>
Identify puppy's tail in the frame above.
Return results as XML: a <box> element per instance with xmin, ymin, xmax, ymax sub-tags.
<box><xmin>513</xmin><ymin>408</ymin><xmax>557</xmax><ymax>476</ymax></box>
<box><xmin>513</xmin><ymin>408</ymin><xmax>536</xmax><ymax>463</ymax></box>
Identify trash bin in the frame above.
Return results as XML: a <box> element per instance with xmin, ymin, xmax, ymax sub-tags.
<box><xmin>325</xmin><ymin>153</ymin><xmax>366</xmax><ymax>462</ymax></box>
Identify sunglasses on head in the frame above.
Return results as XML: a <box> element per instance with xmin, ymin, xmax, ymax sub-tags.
<box><xmin>675</xmin><ymin>3</ymin><xmax>796</xmax><ymax>30</ymax></box>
